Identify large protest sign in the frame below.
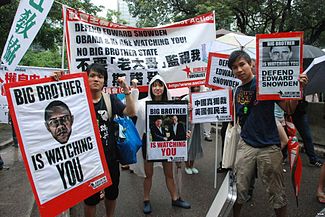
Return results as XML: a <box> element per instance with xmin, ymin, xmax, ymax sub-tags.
<box><xmin>190</xmin><ymin>90</ymin><xmax>233</xmax><ymax>123</ymax></box>
<box><xmin>205</xmin><ymin>53</ymin><xmax>241</xmax><ymax>89</ymax></box>
<box><xmin>0</xmin><ymin>64</ymin><xmax>64</xmax><ymax>123</ymax></box>
<box><xmin>1</xmin><ymin>0</ymin><xmax>54</xmax><ymax>71</ymax></box>
<box><xmin>5</xmin><ymin>74</ymin><xmax>111</xmax><ymax>217</ymax></box>
<box><xmin>146</xmin><ymin>101</ymin><xmax>188</xmax><ymax>162</ymax></box>
<box><xmin>256</xmin><ymin>32</ymin><xmax>303</xmax><ymax>100</ymax></box>
<box><xmin>64</xmin><ymin>7</ymin><xmax>215</xmax><ymax>92</ymax></box>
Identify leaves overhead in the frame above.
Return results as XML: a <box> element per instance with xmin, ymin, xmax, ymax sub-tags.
<box><xmin>125</xmin><ymin>0</ymin><xmax>325</xmax><ymax>46</ymax></box>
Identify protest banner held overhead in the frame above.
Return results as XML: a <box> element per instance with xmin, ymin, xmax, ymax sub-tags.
<box><xmin>205</xmin><ymin>53</ymin><xmax>241</xmax><ymax>89</ymax></box>
<box><xmin>1</xmin><ymin>0</ymin><xmax>54</xmax><ymax>72</ymax></box>
<box><xmin>190</xmin><ymin>90</ymin><xmax>233</xmax><ymax>123</ymax></box>
<box><xmin>0</xmin><ymin>64</ymin><xmax>66</xmax><ymax>123</ymax></box>
<box><xmin>64</xmin><ymin>7</ymin><xmax>216</xmax><ymax>92</ymax></box>
<box><xmin>5</xmin><ymin>73</ymin><xmax>111</xmax><ymax>217</ymax></box>
<box><xmin>256</xmin><ymin>32</ymin><xmax>304</xmax><ymax>100</ymax></box>
<box><xmin>146</xmin><ymin>101</ymin><xmax>188</xmax><ymax>162</ymax></box>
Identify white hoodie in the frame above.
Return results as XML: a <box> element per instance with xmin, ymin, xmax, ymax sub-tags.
<box><xmin>135</xmin><ymin>75</ymin><xmax>171</xmax><ymax>138</ymax></box>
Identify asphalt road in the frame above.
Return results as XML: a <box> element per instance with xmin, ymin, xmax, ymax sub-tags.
<box><xmin>0</xmin><ymin>128</ymin><xmax>324</xmax><ymax>217</ymax></box>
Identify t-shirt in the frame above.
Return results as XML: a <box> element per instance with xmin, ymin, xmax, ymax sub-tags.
<box><xmin>94</xmin><ymin>94</ymin><xmax>126</xmax><ymax>161</ymax></box>
<box><xmin>235</xmin><ymin>77</ymin><xmax>280</xmax><ymax>148</ymax></box>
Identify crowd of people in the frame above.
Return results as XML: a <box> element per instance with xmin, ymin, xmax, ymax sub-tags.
<box><xmin>2</xmin><ymin>46</ymin><xmax>324</xmax><ymax>217</ymax></box>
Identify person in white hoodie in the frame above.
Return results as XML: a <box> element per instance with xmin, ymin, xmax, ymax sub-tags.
<box><xmin>135</xmin><ymin>75</ymin><xmax>191</xmax><ymax>214</ymax></box>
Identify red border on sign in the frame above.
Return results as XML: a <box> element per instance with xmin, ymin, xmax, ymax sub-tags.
<box><xmin>5</xmin><ymin>73</ymin><xmax>111</xmax><ymax>217</ymax></box>
<box><xmin>256</xmin><ymin>32</ymin><xmax>304</xmax><ymax>101</ymax></box>
<box><xmin>205</xmin><ymin>52</ymin><xmax>231</xmax><ymax>89</ymax></box>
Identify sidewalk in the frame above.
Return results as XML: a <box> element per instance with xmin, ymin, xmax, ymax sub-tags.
<box><xmin>0</xmin><ymin>123</ymin><xmax>13</xmax><ymax>149</ymax></box>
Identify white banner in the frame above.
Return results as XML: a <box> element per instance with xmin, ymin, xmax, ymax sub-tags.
<box><xmin>190</xmin><ymin>90</ymin><xmax>233</xmax><ymax>123</ymax></box>
<box><xmin>1</xmin><ymin>0</ymin><xmax>54</xmax><ymax>71</ymax></box>
<box><xmin>6</xmin><ymin>74</ymin><xmax>111</xmax><ymax>217</ymax></box>
<box><xmin>0</xmin><ymin>64</ymin><xmax>64</xmax><ymax>123</ymax></box>
<box><xmin>64</xmin><ymin>7</ymin><xmax>216</xmax><ymax>91</ymax></box>
<box><xmin>146</xmin><ymin>101</ymin><xmax>188</xmax><ymax>162</ymax></box>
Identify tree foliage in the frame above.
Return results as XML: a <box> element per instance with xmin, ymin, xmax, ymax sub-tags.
<box><xmin>0</xmin><ymin>0</ymin><xmax>102</xmax><ymax>67</ymax></box>
<box><xmin>125</xmin><ymin>0</ymin><xmax>325</xmax><ymax>47</ymax></box>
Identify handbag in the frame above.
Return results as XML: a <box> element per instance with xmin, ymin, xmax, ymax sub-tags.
<box><xmin>222</xmin><ymin>122</ymin><xmax>241</xmax><ymax>169</ymax></box>
<box><xmin>222</xmin><ymin>85</ymin><xmax>242</xmax><ymax>169</ymax></box>
<box><xmin>113</xmin><ymin>116</ymin><xmax>142</xmax><ymax>165</ymax></box>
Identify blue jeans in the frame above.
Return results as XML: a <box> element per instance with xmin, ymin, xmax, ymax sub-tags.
<box><xmin>292</xmin><ymin>113</ymin><xmax>318</xmax><ymax>162</ymax></box>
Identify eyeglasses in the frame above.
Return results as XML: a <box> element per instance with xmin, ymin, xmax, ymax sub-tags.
<box><xmin>47</xmin><ymin>115</ymin><xmax>71</xmax><ymax>127</ymax></box>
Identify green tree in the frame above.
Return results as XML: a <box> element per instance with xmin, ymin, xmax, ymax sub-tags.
<box><xmin>125</xmin><ymin>0</ymin><xmax>325</xmax><ymax>47</ymax></box>
<box><xmin>106</xmin><ymin>9</ymin><xmax>128</xmax><ymax>25</ymax></box>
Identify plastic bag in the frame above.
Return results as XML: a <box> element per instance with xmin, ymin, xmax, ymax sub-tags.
<box><xmin>113</xmin><ymin>116</ymin><xmax>142</xmax><ymax>165</ymax></box>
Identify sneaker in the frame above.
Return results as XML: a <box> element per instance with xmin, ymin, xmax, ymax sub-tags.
<box><xmin>143</xmin><ymin>200</ymin><xmax>152</xmax><ymax>214</ymax></box>
<box><xmin>172</xmin><ymin>198</ymin><xmax>191</xmax><ymax>209</ymax></box>
<box><xmin>204</xmin><ymin>136</ymin><xmax>213</xmax><ymax>142</ymax></box>
<box><xmin>185</xmin><ymin>167</ymin><xmax>193</xmax><ymax>175</ymax></box>
<box><xmin>191</xmin><ymin>167</ymin><xmax>199</xmax><ymax>174</ymax></box>
<box><xmin>310</xmin><ymin>160</ymin><xmax>323</xmax><ymax>167</ymax></box>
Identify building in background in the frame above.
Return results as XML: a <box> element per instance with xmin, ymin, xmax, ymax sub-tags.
<box><xmin>117</xmin><ymin>0</ymin><xmax>138</xmax><ymax>27</ymax></box>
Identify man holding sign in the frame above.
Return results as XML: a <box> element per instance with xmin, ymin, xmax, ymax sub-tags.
<box><xmin>55</xmin><ymin>63</ymin><xmax>135</xmax><ymax>217</ymax></box>
<box><xmin>228</xmin><ymin>50</ymin><xmax>308</xmax><ymax>217</ymax></box>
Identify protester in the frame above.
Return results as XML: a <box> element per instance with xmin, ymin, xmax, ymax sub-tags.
<box><xmin>316</xmin><ymin>164</ymin><xmax>325</xmax><ymax>203</ymax></box>
<box><xmin>135</xmin><ymin>75</ymin><xmax>190</xmax><ymax>214</ymax></box>
<box><xmin>54</xmin><ymin>63</ymin><xmax>136</xmax><ymax>217</ymax></box>
<box><xmin>274</xmin><ymin>103</ymin><xmax>289</xmax><ymax>150</ymax></box>
<box><xmin>182</xmin><ymin>86</ymin><xmax>203</xmax><ymax>175</ymax></box>
<box><xmin>228</xmin><ymin>50</ymin><xmax>308</xmax><ymax>217</ymax></box>
<box><xmin>201</xmin><ymin>86</ymin><xmax>213</xmax><ymax>142</ymax></box>
<box><xmin>292</xmin><ymin>99</ymin><xmax>323</xmax><ymax>167</ymax></box>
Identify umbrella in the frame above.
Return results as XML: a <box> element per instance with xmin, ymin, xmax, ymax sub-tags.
<box><xmin>303</xmin><ymin>55</ymin><xmax>325</xmax><ymax>94</ymax></box>
<box><xmin>287</xmin><ymin>136</ymin><xmax>303</xmax><ymax>207</ymax></box>
<box><xmin>303</xmin><ymin>45</ymin><xmax>325</xmax><ymax>70</ymax></box>
<box><xmin>303</xmin><ymin>45</ymin><xmax>325</xmax><ymax>59</ymax></box>
<box><xmin>205</xmin><ymin>33</ymin><xmax>256</xmax><ymax>59</ymax></box>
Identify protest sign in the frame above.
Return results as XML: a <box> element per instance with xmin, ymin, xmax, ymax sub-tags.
<box><xmin>190</xmin><ymin>90</ymin><xmax>233</xmax><ymax>123</ymax></box>
<box><xmin>0</xmin><ymin>64</ymin><xmax>64</xmax><ymax>123</ymax></box>
<box><xmin>205</xmin><ymin>53</ymin><xmax>241</xmax><ymax>89</ymax></box>
<box><xmin>256</xmin><ymin>32</ymin><xmax>303</xmax><ymax>100</ymax></box>
<box><xmin>5</xmin><ymin>73</ymin><xmax>111</xmax><ymax>217</ymax></box>
<box><xmin>64</xmin><ymin>7</ymin><xmax>215</xmax><ymax>92</ymax></box>
<box><xmin>146</xmin><ymin>101</ymin><xmax>188</xmax><ymax>162</ymax></box>
<box><xmin>1</xmin><ymin>0</ymin><xmax>54</xmax><ymax>71</ymax></box>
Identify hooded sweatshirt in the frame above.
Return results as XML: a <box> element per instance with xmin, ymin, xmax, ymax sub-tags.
<box><xmin>135</xmin><ymin>75</ymin><xmax>171</xmax><ymax>138</ymax></box>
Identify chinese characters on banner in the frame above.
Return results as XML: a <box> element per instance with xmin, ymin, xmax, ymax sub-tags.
<box><xmin>1</xmin><ymin>0</ymin><xmax>54</xmax><ymax>71</ymax></box>
<box><xmin>256</xmin><ymin>32</ymin><xmax>304</xmax><ymax>100</ymax></box>
<box><xmin>5</xmin><ymin>74</ymin><xmax>111</xmax><ymax>217</ymax></box>
<box><xmin>190</xmin><ymin>90</ymin><xmax>233</xmax><ymax>123</ymax></box>
<box><xmin>146</xmin><ymin>101</ymin><xmax>188</xmax><ymax>162</ymax></box>
<box><xmin>0</xmin><ymin>65</ymin><xmax>64</xmax><ymax>123</ymax></box>
<box><xmin>205</xmin><ymin>53</ymin><xmax>242</xmax><ymax>89</ymax></box>
<box><xmin>64</xmin><ymin>7</ymin><xmax>216</xmax><ymax>92</ymax></box>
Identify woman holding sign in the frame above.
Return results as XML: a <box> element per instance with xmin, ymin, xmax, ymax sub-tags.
<box><xmin>135</xmin><ymin>75</ymin><xmax>191</xmax><ymax>214</ymax></box>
